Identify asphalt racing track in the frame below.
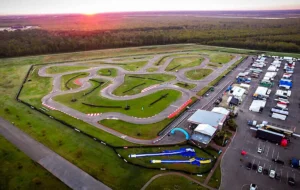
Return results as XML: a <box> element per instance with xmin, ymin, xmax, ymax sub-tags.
<box><xmin>38</xmin><ymin>52</ymin><xmax>242</xmax><ymax>145</ymax></box>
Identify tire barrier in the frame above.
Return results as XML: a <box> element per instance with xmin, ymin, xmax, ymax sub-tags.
<box><xmin>65</xmin><ymin>73</ymin><xmax>86</xmax><ymax>90</ymax></box>
<box><xmin>15</xmin><ymin>65</ymin><xmax>219</xmax><ymax>177</ymax></box>
<box><xmin>141</xmin><ymin>84</ymin><xmax>159</xmax><ymax>93</ymax></box>
<box><xmin>128</xmin><ymin>76</ymin><xmax>146</xmax><ymax>79</ymax></box>
<box><xmin>123</xmin><ymin>82</ymin><xmax>146</xmax><ymax>94</ymax></box>
<box><xmin>82</xmin><ymin>103</ymin><xmax>122</xmax><ymax>108</ymax></box>
<box><xmin>87</xmin><ymin>113</ymin><xmax>102</xmax><ymax>116</ymax></box>
<box><xmin>168</xmin><ymin>64</ymin><xmax>181</xmax><ymax>71</ymax></box>
<box><xmin>82</xmin><ymin>81</ymin><xmax>104</xmax><ymax>97</ymax></box>
<box><xmin>149</xmin><ymin>93</ymin><xmax>168</xmax><ymax>107</ymax></box>
<box><xmin>168</xmin><ymin>99</ymin><xmax>193</xmax><ymax>119</ymax></box>
<box><xmin>42</xmin><ymin>103</ymin><xmax>56</xmax><ymax>110</ymax></box>
<box><xmin>147</xmin><ymin>78</ymin><xmax>164</xmax><ymax>82</ymax></box>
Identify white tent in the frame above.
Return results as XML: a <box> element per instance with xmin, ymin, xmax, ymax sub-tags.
<box><xmin>254</xmin><ymin>86</ymin><xmax>269</xmax><ymax>96</ymax></box>
<box><xmin>231</xmin><ymin>86</ymin><xmax>246</xmax><ymax>100</ymax></box>
<box><xmin>194</xmin><ymin>124</ymin><xmax>217</xmax><ymax>137</ymax></box>
<box><xmin>211</xmin><ymin>107</ymin><xmax>230</xmax><ymax>116</ymax></box>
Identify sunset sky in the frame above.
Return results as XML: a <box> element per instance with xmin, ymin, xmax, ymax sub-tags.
<box><xmin>1</xmin><ymin>0</ymin><xmax>300</xmax><ymax>15</ymax></box>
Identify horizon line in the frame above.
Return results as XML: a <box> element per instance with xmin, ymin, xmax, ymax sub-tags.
<box><xmin>1</xmin><ymin>9</ymin><xmax>300</xmax><ymax>17</ymax></box>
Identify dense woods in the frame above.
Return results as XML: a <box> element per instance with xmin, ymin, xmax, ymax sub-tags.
<box><xmin>1</xmin><ymin>14</ymin><xmax>300</xmax><ymax>57</ymax></box>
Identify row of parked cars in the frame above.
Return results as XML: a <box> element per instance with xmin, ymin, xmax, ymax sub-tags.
<box><xmin>246</xmin><ymin>161</ymin><xmax>295</xmax><ymax>186</ymax></box>
<box><xmin>268</xmin><ymin>60</ymin><xmax>295</xmax><ymax>121</ymax></box>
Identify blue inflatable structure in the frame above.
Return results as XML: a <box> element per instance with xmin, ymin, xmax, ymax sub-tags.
<box><xmin>170</xmin><ymin>128</ymin><xmax>190</xmax><ymax>140</ymax></box>
<box><xmin>129</xmin><ymin>148</ymin><xmax>196</xmax><ymax>158</ymax></box>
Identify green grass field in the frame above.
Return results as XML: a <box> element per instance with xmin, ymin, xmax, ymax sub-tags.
<box><xmin>185</xmin><ymin>69</ymin><xmax>213</xmax><ymax>80</ymax></box>
<box><xmin>46</xmin><ymin>65</ymin><xmax>90</xmax><ymax>74</ymax></box>
<box><xmin>202</xmin><ymin>51</ymin><xmax>234</xmax><ymax>64</ymax></box>
<box><xmin>165</xmin><ymin>57</ymin><xmax>203</xmax><ymax>71</ymax></box>
<box><xmin>0</xmin><ymin>135</ymin><xmax>69</xmax><ymax>190</ymax></box>
<box><xmin>99</xmin><ymin>119</ymin><xmax>172</xmax><ymax>139</ymax></box>
<box><xmin>113</xmin><ymin>74</ymin><xmax>176</xmax><ymax>96</ymax></box>
<box><xmin>112</xmin><ymin>55</ymin><xmax>153</xmax><ymax>62</ymax></box>
<box><xmin>174</xmin><ymin>82</ymin><xmax>196</xmax><ymax>90</ymax></box>
<box><xmin>120</xmin><ymin>61</ymin><xmax>148</xmax><ymax>71</ymax></box>
<box><xmin>117</xmin><ymin>145</ymin><xmax>215</xmax><ymax>173</ymax></box>
<box><xmin>60</xmin><ymin>72</ymin><xmax>89</xmax><ymax>91</ymax></box>
<box><xmin>146</xmin><ymin>67</ymin><xmax>159</xmax><ymax>72</ymax></box>
<box><xmin>145</xmin><ymin>175</ymin><xmax>208</xmax><ymax>190</ymax></box>
<box><xmin>0</xmin><ymin>65</ymin><xmax>164</xmax><ymax>190</ymax></box>
<box><xmin>207</xmin><ymin>163</ymin><xmax>221</xmax><ymax>189</ymax></box>
<box><xmin>2</xmin><ymin>45</ymin><xmax>287</xmax><ymax>189</ymax></box>
<box><xmin>19</xmin><ymin>66</ymin><xmax>133</xmax><ymax>146</ymax></box>
<box><xmin>54</xmin><ymin>88</ymin><xmax>181</xmax><ymax>118</ymax></box>
<box><xmin>97</xmin><ymin>68</ymin><xmax>118</xmax><ymax>77</ymax></box>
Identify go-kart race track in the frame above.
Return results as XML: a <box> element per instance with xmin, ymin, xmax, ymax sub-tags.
<box><xmin>38</xmin><ymin>52</ymin><xmax>242</xmax><ymax>145</ymax></box>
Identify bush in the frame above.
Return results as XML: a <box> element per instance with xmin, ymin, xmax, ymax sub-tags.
<box><xmin>227</xmin><ymin>119</ymin><xmax>238</xmax><ymax>131</ymax></box>
<box><xmin>32</xmin><ymin>177</ymin><xmax>42</xmax><ymax>185</ymax></box>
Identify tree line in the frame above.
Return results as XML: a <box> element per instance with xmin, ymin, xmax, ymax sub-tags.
<box><xmin>0</xmin><ymin>19</ymin><xmax>300</xmax><ymax>58</ymax></box>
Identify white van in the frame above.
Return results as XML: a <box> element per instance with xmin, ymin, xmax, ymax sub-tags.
<box><xmin>271</xmin><ymin>113</ymin><xmax>287</xmax><ymax>121</ymax></box>
<box><xmin>271</xmin><ymin>108</ymin><xmax>289</xmax><ymax>116</ymax></box>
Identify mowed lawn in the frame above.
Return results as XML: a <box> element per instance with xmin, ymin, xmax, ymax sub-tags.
<box><xmin>46</xmin><ymin>65</ymin><xmax>90</xmax><ymax>74</ymax></box>
<box><xmin>99</xmin><ymin>119</ymin><xmax>173</xmax><ymax>139</ymax></box>
<box><xmin>1</xmin><ymin>65</ymin><xmax>163</xmax><ymax>190</ymax></box>
<box><xmin>207</xmin><ymin>163</ymin><xmax>221</xmax><ymax>189</ymax></box>
<box><xmin>97</xmin><ymin>68</ymin><xmax>118</xmax><ymax>77</ymax></box>
<box><xmin>113</xmin><ymin>74</ymin><xmax>176</xmax><ymax>96</ymax></box>
<box><xmin>145</xmin><ymin>175</ymin><xmax>209</xmax><ymax>190</ymax></box>
<box><xmin>120</xmin><ymin>61</ymin><xmax>148</xmax><ymax>71</ymax></box>
<box><xmin>165</xmin><ymin>56</ymin><xmax>203</xmax><ymax>71</ymax></box>
<box><xmin>185</xmin><ymin>69</ymin><xmax>213</xmax><ymax>80</ymax></box>
<box><xmin>19</xmin><ymin>66</ymin><xmax>134</xmax><ymax>146</ymax></box>
<box><xmin>60</xmin><ymin>72</ymin><xmax>89</xmax><ymax>91</ymax></box>
<box><xmin>146</xmin><ymin>67</ymin><xmax>159</xmax><ymax>72</ymax></box>
<box><xmin>204</xmin><ymin>51</ymin><xmax>234</xmax><ymax>64</ymax></box>
<box><xmin>117</xmin><ymin>146</ymin><xmax>215</xmax><ymax>173</ymax></box>
<box><xmin>0</xmin><ymin>135</ymin><xmax>70</xmax><ymax>190</ymax></box>
<box><xmin>54</xmin><ymin>88</ymin><xmax>181</xmax><ymax>118</ymax></box>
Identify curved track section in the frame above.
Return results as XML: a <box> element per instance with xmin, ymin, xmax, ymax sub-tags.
<box><xmin>38</xmin><ymin>52</ymin><xmax>241</xmax><ymax>144</ymax></box>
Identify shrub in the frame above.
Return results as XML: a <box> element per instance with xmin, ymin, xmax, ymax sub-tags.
<box><xmin>32</xmin><ymin>177</ymin><xmax>42</xmax><ymax>185</ymax></box>
<box><xmin>227</xmin><ymin>119</ymin><xmax>238</xmax><ymax>131</ymax></box>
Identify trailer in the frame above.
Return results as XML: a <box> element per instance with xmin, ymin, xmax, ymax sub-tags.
<box><xmin>271</xmin><ymin>108</ymin><xmax>289</xmax><ymax>116</ymax></box>
<box><xmin>275</xmin><ymin>90</ymin><xmax>291</xmax><ymax>97</ymax></box>
<box><xmin>256</xmin><ymin>128</ymin><xmax>285</xmax><ymax>144</ymax></box>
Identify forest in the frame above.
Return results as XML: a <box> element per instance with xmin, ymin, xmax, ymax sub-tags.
<box><xmin>0</xmin><ymin>13</ymin><xmax>300</xmax><ymax>57</ymax></box>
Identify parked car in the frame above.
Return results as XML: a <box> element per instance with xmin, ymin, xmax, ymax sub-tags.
<box><xmin>288</xmin><ymin>177</ymin><xmax>295</xmax><ymax>186</ymax></box>
<box><xmin>250</xmin><ymin>184</ymin><xmax>257</xmax><ymax>190</ymax></box>
<box><xmin>275</xmin><ymin>173</ymin><xmax>281</xmax><ymax>180</ymax></box>
<box><xmin>257</xmin><ymin>147</ymin><xmax>263</xmax><ymax>154</ymax></box>
<box><xmin>269</xmin><ymin>170</ymin><xmax>276</xmax><ymax>178</ymax></box>
<box><xmin>263</xmin><ymin>169</ymin><xmax>269</xmax><ymax>175</ymax></box>
<box><xmin>252</xmin><ymin>164</ymin><xmax>258</xmax><ymax>170</ymax></box>
<box><xmin>246</xmin><ymin>162</ymin><xmax>252</xmax><ymax>170</ymax></box>
<box><xmin>272</xmin><ymin>158</ymin><xmax>285</xmax><ymax>165</ymax></box>
<box><xmin>257</xmin><ymin>166</ymin><xmax>263</xmax><ymax>173</ymax></box>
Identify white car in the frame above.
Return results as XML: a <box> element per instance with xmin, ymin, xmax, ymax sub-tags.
<box><xmin>258</xmin><ymin>166</ymin><xmax>263</xmax><ymax>173</ymax></box>
<box><xmin>269</xmin><ymin>170</ymin><xmax>276</xmax><ymax>178</ymax></box>
<box><xmin>250</xmin><ymin>184</ymin><xmax>257</xmax><ymax>190</ymax></box>
<box><xmin>257</xmin><ymin>147</ymin><xmax>263</xmax><ymax>154</ymax></box>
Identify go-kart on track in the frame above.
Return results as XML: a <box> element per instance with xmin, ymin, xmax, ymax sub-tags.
<box><xmin>38</xmin><ymin>52</ymin><xmax>242</xmax><ymax>145</ymax></box>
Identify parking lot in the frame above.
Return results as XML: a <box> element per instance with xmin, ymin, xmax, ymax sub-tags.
<box><xmin>221</xmin><ymin>56</ymin><xmax>300</xmax><ymax>190</ymax></box>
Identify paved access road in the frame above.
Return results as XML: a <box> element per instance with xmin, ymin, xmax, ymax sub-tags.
<box><xmin>0</xmin><ymin>117</ymin><xmax>111</xmax><ymax>190</ymax></box>
<box><xmin>37</xmin><ymin>51</ymin><xmax>242</xmax><ymax>145</ymax></box>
